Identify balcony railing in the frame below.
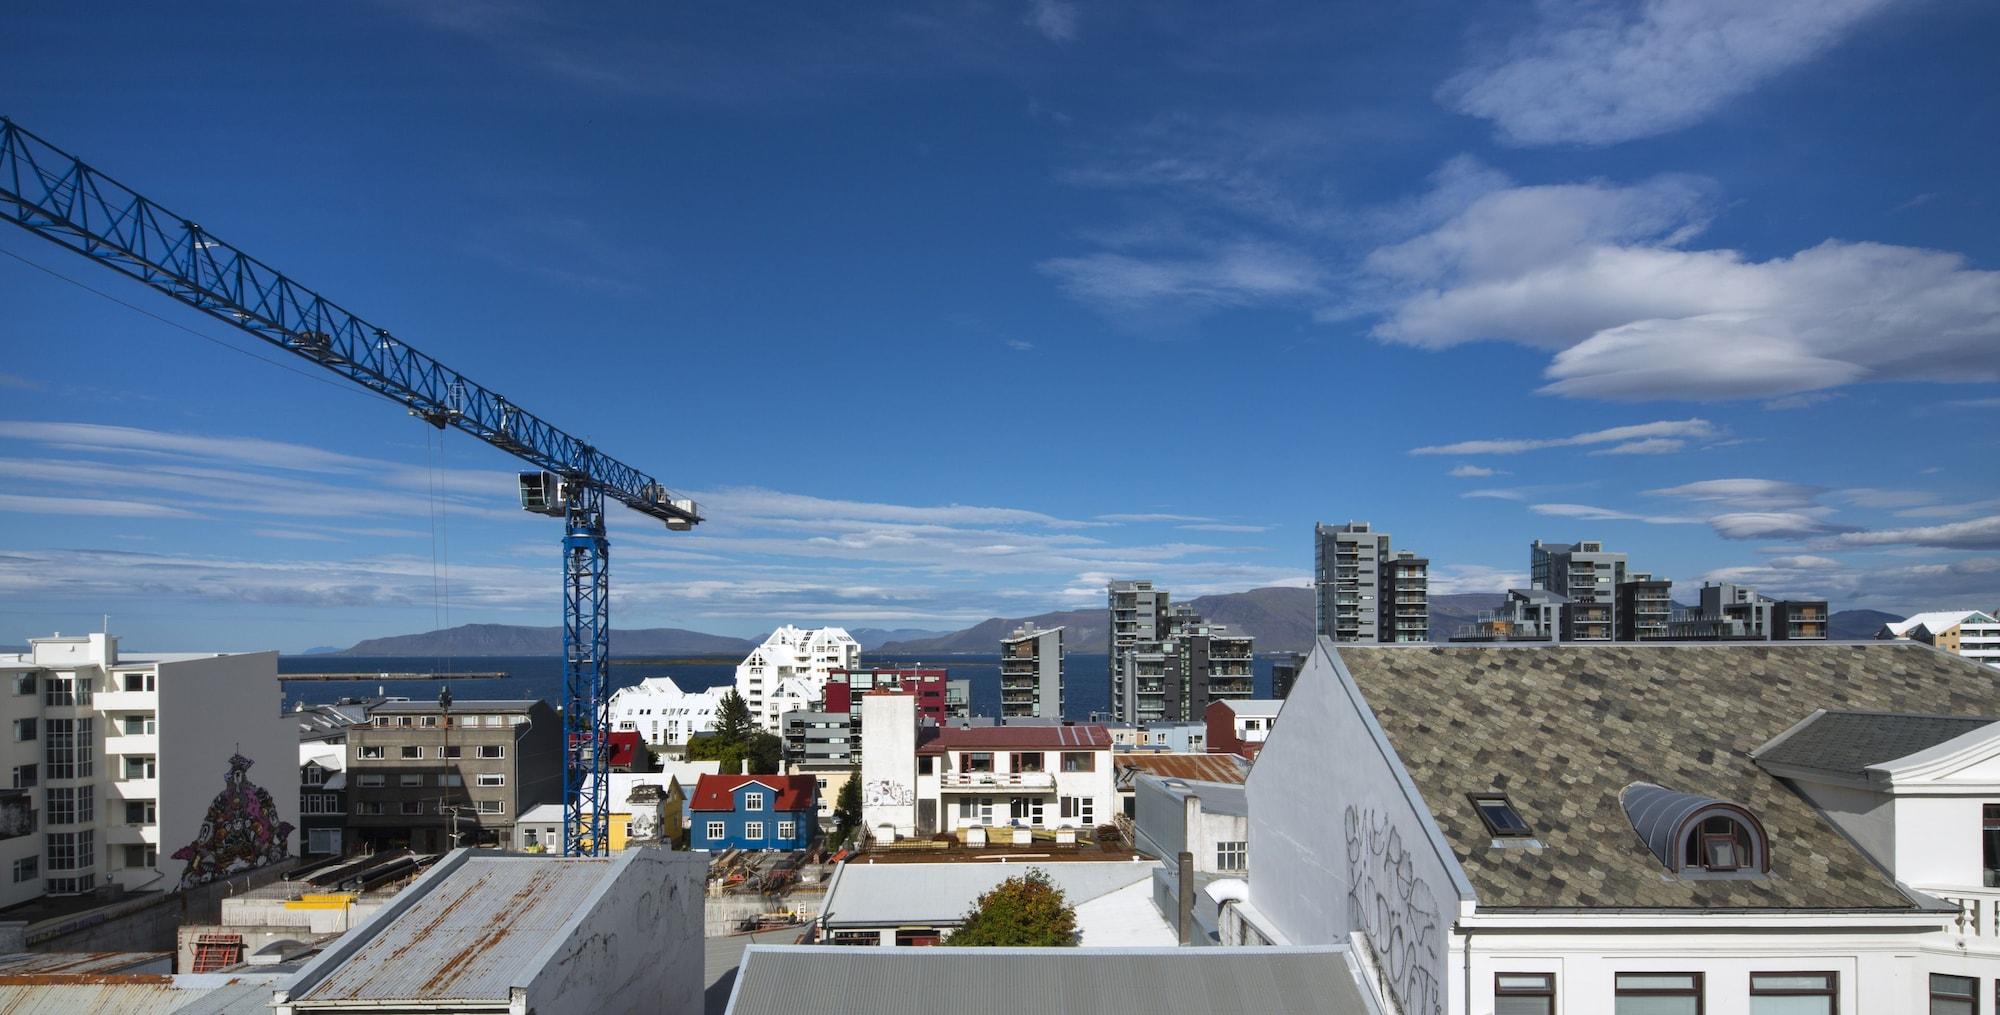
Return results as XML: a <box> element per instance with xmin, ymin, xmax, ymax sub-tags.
<box><xmin>940</xmin><ymin>771</ymin><xmax>1056</xmax><ymax>791</ymax></box>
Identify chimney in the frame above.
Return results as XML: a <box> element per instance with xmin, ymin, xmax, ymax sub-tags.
<box><xmin>740</xmin><ymin>758</ymin><xmax>749</xmax><ymax>776</ymax></box>
<box><xmin>1177</xmin><ymin>850</ymin><xmax>1195</xmax><ymax>946</ymax></box>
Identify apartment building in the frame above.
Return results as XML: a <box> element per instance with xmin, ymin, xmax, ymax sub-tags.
<box><xmin>607</xmin><ymin>675</ymin><xmax>722</xmax><ymax>748</ymax></box>
<box><xmin>1671</xmin><ymin>583</ymin><xmax>1831</xmax><ymax>641</ymax></box>
<box><xmin>344</xmin><ymin>698</ymin><xmax>561</xmax><ymax>853</ymax></box>
<box><xmin>295</xmin><ymin>701</ymin><xmax>369</xmax><ymax>858</ymax></box>
<box><xmin>1315</xmin><ymin>522</ymin><xmax>1430</xmax><ymax>643</ymax></box>
<box><xmin>999</xmin><ymin>622</ymin><xmax>1064</xmax><ymax>720</ymax></box>
<box><xmin>734</xmin><ymin>626</ymin><xmax>862</xmax><ymax>732</ymax></box>
<box><xmin>1113</xmin><ymin>605</ymin><xmax>1255</xmax><ymax>725</ymax></box>
<box><xmin>1108</xmin><ymin>581</ymin><xmax>1171</xmax><ymax>723</ymax></box>
<box><xmin>0</xmin><ymin>632</ymin><xmax>296</xmax><ymax>908</ymax></box>
<box><xmin>1530</xmin><ymin>538</ymin><xmax>1628</xmax><ymax>640</ymax></box>
<box><xmin>1885</xmin><ymin>611</ymin><xmax>2000</xmax><ymax>669</ymax></box>
<box><xmin>1616</xmin><ymin>571</ymin><xmax>1675</xmax><ymax>640</ymax></box>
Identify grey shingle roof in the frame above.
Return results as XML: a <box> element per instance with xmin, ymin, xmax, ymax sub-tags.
<box><xmin>1752</xmin><ymin>710</ymin><xmax>1997</xmax><ymax>778</ymax></box>
<box><xmin>726</xmin><ymin>945</ymin><xmax>1379</xmax><ymax>1015</ymax></box>
<box><xmin>1336</xmin><ymin>642</ymin><xmax>2000</xmax><ymax>911</ymax></box>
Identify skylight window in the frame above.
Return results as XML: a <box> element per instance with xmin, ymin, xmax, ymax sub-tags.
<box><xmin>1471</xmin><ymin>793</ymin><xmax>1532</xmax><ymax>838</ymax></box>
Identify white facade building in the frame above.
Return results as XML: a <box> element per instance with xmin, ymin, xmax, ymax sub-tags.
<box><xmin>1233</xmin><ymin>640</ymin><xmax>2000</xmax><ymax>1015</ymax></box>
<box><xmin>608</xmin><ymin>675</ymin><xmax>724</xmax><ymax>747</ymax></box>
<box><xmin>734</xmin><ymin>626</ymin><xmax>861</xmax><ymax>732</ymax></box>
<box><xmin>1884</xmin><ymin>610</ymin><xmax>2000</xmax><ymax>670</ymax></box>
<box><xmin>0</xmin><ymin>632</ymin><xmax>297</xmax><ymax>909</ymax></box>
<box><xmin>914</xmin><ymin>724</ymin><xmax>1116</xmax><ymax>839</ymax></box>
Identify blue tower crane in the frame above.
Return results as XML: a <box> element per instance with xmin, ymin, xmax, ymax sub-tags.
<box><xmin>0</xmin><ymin>117</ymin><xmax>700</xmax><ymax>857</ymax></box>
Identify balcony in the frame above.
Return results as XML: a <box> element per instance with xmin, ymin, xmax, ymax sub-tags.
<box><xmin>107</xmin><ymin>824</ymin><xmax>159</xmax><ymax>846</ymax></box>
<box><xmin>105</xmin><ymin>732</ymin><xmax>158</xmax><ymax>756</ymax></box>
<box><xmin>94</xmin><ymin>690</ymin><xmax>157</xmax><ymax>712</ymax></box>
<box><xmin>109</xmin><ymin>777</ymin><xmax>159</xmax><ymax>800</ymax></box>
<box><xmin>940</xmin><ymin>771</ymin><xmax>1056</xmax><ymax>791</ymax></box>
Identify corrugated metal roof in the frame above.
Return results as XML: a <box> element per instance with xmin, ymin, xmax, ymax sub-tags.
<box><xmin>0</xmin><ymin>983</ymin><xmax>186</xmax><ymax>1014</ymax></box>
<box><xmin>1117</xmin><ymin>753</ymin><xmax>1247</xmax><ymax>785</ymax></box>
<box><xmin>725</xmin><ymin>945</ymin><xmax>1377</xmax><ymax>1015</ymax></box>
<box><xmin>0</xmin><ymin>952</ymin><xmax>169</xmax><ymax>975</ymax></box>
<box><xmin>821</xmin><ymin>861</ymin><xmax>1155</xmax><ymax>927</ymax></box>
<box><xmin>297</xmin><ymin>855</ymin><xmax>615</xmax><ymax>1002</ymax></box>
<box><xmin>917</xmin><ymin>724</ymin><xmax>1111</xmax><ymax>753</ymax></box>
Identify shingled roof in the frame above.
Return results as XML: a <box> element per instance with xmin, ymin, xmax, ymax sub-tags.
<box><xmin>1753</xmin><ymin>710</ymin><xmax>1998</xmax><ymax>780</ymax></box>
<box><xmin>1335</xmin><ymin>642</ymin><xmax>2000</xmax><ymax>911</ymax></box>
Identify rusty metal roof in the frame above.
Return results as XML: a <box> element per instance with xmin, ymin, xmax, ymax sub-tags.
<box><xmin>295</xmin><ymin>855</ymin><xmax>617</xmax><ymax>1003</ymax></box>
<box><xmin>0</xmin><ymin>952</ymin><xmax>168</xmax><ymax>976</ymax></box>
<box><xmin>1116</xmin><ymin>753</ymin><xmax>1247</xmax><ymax>785</ymax></box>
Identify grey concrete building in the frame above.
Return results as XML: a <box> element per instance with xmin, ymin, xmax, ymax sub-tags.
<box><xmin>1616</xmin><ymin>571</ymin><xmax>1674</xmax><ymax>641</ymax></box>
<box><xmin>1530</xmin><ymin>539</ymin><xmax>1628</xmax><ymax>641</ymax></box>
<box><xmin>781</xmin><ymin>709</ymin><xmax>852</xmax><ymax>766</ymax></box>
<box><xmin>1117</xmin><ymin>605</ymin><xmax>1254</xmax><ymax>724</ymax></box>
<box><xmin>345</xmin><ymin>698</ymin><xmax>561</xmax><ymax>852</ymax></box>
<box><xmin>1671</xmin><ymin>583</ymin><xmax>1830</xmax><ymax>641</ymax></box>
<box><xmin>999</xmin><ymin>622</ymin><xmax>1064</xmax><ymax>720</ymax></box>
<box><xmin>1315</xmin><ymin>522</ymin><xmax>1430</xmax><ymax>643</ymax></box>
<box><xmin>1108</xmin><ymin>580</ymin><xmax>1171</xmax><ymax>723</ymax></box>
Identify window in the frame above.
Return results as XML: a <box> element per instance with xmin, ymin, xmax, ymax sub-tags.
<box><xmin>745</xmin><ymin>791</ymin><xmax>765</xmax><ymax>810</ymax></box>
<box><xmin>1615</xmin><ymin>973</ymin><xmax>1701</xmax><ymax>1015</ymax></box>
<box><xmin>524</xmin><ymin>827</ymin><xmax>540</xmax><ymax>847</ymax></box>
<box><xmin>918</xmin><ymin>756</ymin><xmax>934</xmax><ymax>775</ymax></box>
<box><xmin>121</xmin><ymin>844</ymin><xmax>158</xmax><ymax>868</ymax></box>
<box><xmin>1009</xmin><ymin>796</ymin><xmax>1044</xmax><ymax>825</ymax></box>
<box><xmin>746</xmin><ymin>821</ymin><xmax>765</xmax><ymax>839</ymax></box>
<box><xmin>12</xmin><ymin>764</ymin><xmax>35</xmax><ymax>789</ymax></box>
<box><xmin>13</xmin><ymin>673</ymin><xmax>34</xmax><ymax>695</ymax></box>
<box><xmin>1749</xmin><ymin>972</ymin><xmax>1834</xmax><ymax>1015</ymax></box>
<box><xmin>122</xmin><ymin>714</ymin><xmax>156</xmax><ymax>735</ymax></box>
<box><xmin>1471</xmin><ymin>793</ymin><xmax>1532</xmax><ymax>838</ymax></box>
<box><xmin>125</xmin><ymin>799</ymin><xmax>156</xmax><ymax>824</ymax></box>
<box><xmin>778</xmin><ymin>821</ymin><xmax>797</xmax><ymax>840</ymax></box>
<box><xmin>399</xmin><ymin>774</ymin><xmax>423</xmax><ymax>787</ymax></box>
<box><xmin>475</xmin><ymin>773</ymin><xmax>504</xmax><ymax>787</ymax></box>
<box><xmin>122</xmin><ymin>672</ymin><xmax>154</xmax><ymax>692</ymax></box>
<box><xmin>401</xmin><ymin>801</ymin><xmax>425</xmax><ymax>815</ymax></box>
<box><xmin>45</xmin><ymin>830</ymin><xmax>94</xmax><ymax>872</ymax></box>
<box><xmin>44</xmin><ymin>675</ymin><xmax>91</xmax><ymax>706</ymax></box>
<box><xmin>1930</xmin><ymin>974</ymin><xmax>1975</xmax><ymax>1015</ymax></box>
<box><xmin>11</xmin><ymin>856</ymin><xmax>36</xmax><ymax>882</ymax></box>
<box><xmin>475</xmin><ymin>799</ymin><xmax>503</xmax><ymax>814</ymax></box>
<box><xmin>302</xmin><ymin>764</ymin><xmax>325</xmax><ymax>787</ymax></box>
<box><xmin>400</xmin><ymin>746</ymin><xmax>425</xmax><ymax>760</ymax></box>
<box><xmin>356</xmin><ymin>801</ymin><xmax>384</xmax><ymax>815</ymax></box>
<box><xmin>1216</xmin><ymin>841</ymin><xmax>1247</xmax><ymax>872</ymax></box>
<box><xmin>439</xmin><ymin>774</ymin><xmax>464</xmax><ymax>788</ymax></box>
<box><xmin>308</xmin><ymin>828</ymin><xmax>342</xmax><ymax>855</ymax></box>
<box><xmin>958</xmin><ymin>796</ymin><xmax>994</xmax><ymax>824</ymax></box>
<box><xmin>46</xmin><ymin>874</ymin><xmax>94</xmax><ymax>894</ymax></box>
<box><xmin>1495</xmin><ymin>973</ymin><xmax>1555</xmax><ymax>1015</ymax></box>
<box><xmin>440</xmin><ymin>745</ymin><xmax>462</xmax><ymax>759</ymax></box>
<box><xmin>12</xmin><ymin>718</ymin><xmax>34</xmax><ymax>742</ymax></box>
<box><xmin>1684</xmin><ymin>814</ymin><xmax>1756</xmax><ymax>872</ymax></box>
<box><xmin>1061</xmin><ymin>752</ymin><xmax>1094</xmax><ymax>772</ymax></box>
<box><xmin>303</xmin><ymin>794</ymin><xmax>340</xmax><ymax>815</ymax></box>
<box><xmin>1985</xmin><ymin>804</ymin><xmax>2000</xmax><ymax>887</ymax></box>
<box><xmin>1060</xmin><ymin>796</ymin><xmax>1095</xmax><ymax>826</ymax></box>
<box><xmin>357</xmin><ymin>774</ymin><xmax>385</xmax><ymax>788</ymax></box>
<box><xmin>124</xmin><ymin>756</ymin><xmax>156</xmax><ymax>780</ymax></box>
<box><xmin>45</xmin><ymin>719</ymin><xmax>93</xmax><ymax>779</ymax></box>
<box><xmin>963</xmin><ymin>752</ymin><xmax>994</xmax><ymax>773</ymax></box>
<box><xmin>358</xmin><ymin>746</ymin><xmax>385</xmax><ymax>760</ymax></box>
<box><xmin>706</xmin><ymin>821</ymin><xmax>726</xmax><ymax>840</ymax></box>
<box><xmin>1012</xmin><ymin>752</ymin><xmax>1045</xmax><ymax>772</ymax></box>
<box><xmin>477</xmin><ymin>745</ymin><xmax>505</xmax><ymax>759</ymax></box>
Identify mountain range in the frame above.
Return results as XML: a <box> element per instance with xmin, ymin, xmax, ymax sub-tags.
<box><xmin>323</xmin><ymin>591</ymin><xmax>1903</xmax><ymax>657</ymax></box>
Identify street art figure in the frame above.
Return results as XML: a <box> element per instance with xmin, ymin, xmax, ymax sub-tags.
<box><xmin>171</xmin><ymin>752</ymin><xmax>295</xmax><ymax>888</ymax></box>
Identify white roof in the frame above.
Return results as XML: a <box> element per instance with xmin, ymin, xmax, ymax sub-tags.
<box><xmin>821</xmin><ymin>861</ymin><xmax>1159</xmax><ymax>928</ymax></box>
<box><xmin>1889</xmin><ymin>611</ymin><xmax>1999</xmax><ymax>637</ymax></box>
<box><xmin>1223</xmin><ymin>699</ymin><xmax>1285</xmax><ymax>718</ymax></box>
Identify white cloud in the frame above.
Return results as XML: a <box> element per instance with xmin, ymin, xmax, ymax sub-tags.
<box><xmin>1024</xmin><ymin>0</ymin><xmax>1078</xmax><ymax>42</ymax></box>
<box><xmin>1825</xmin><ymin>515</ymin><xmax>2000</xmax><ymax>551</ymax></box>
<box><xmin>1369</xmin><ymin>172</ymin><xmax>2000</xmax><ymax>400</ymax></box>
<box><xmin>1762</xmin><ymin>391</ymin><xmax>1842</xmax><ymax>411</ymax></box>
<box><xmin>1411</xmin><ymin>418</ymin><xmax>1718</xmax><ymax>455</ymax></box>
<box><xmin>1177</xmin><ymin>523</ymin><xmax>1269</xmax><ymax>533</ymax></box>
<box><xmin>0</xmin><ymin>494</ymin><xmax>198</xmax><ymax>519</ymax></box>
<box><xmin>1529</xmin><ymin>502</ymin><xmax>1700</xmax><ymax>525</ymax></box>
<box><xmin>1037</xmin><ymin>241</ymin><xmax>1326</xmax><ymax>316</ymax></box>
<box><xmin>1645</xmin><ymin>478</ymin><xmax>1823</xmax><ymax>511</ymax></box>
<box><xmin>1449</xmin><ymin>465</ymin><xmax>1504</xmax><ymax>478</ymax></box>
<box><xmin>1709</xmin><ymin>512</ymin><xmax>1846</xmax><ymax>540</ymax></box>
<box><xmin>1588</xmin><ymin>438</ymin><xmax>1685</xmax><ymax>455</ymax></box>
<box><xmin>1438</xmin><ymin>0</ymin><xmax>1899</xmax><ymax>146</ymax></box>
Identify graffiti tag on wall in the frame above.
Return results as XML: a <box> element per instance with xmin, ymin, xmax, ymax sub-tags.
<box><xmin>863</xmin><ymin>779</ymin><xmax>913</xmax><ymax>807</ymax></box>
<box><xmin>172</xmin><ymin>753</ymin><xmax>295</xmax><ymax>889</ymax></box>
<box><xmin>1344</xmin><ymin>805</ymin><xmax>1444</xmax><ymax>1015</ymax></box>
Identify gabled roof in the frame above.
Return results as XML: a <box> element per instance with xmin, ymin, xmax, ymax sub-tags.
<box><xmin>690</xmin><ymin>774</ymin><xmax>817</xmax><ymax>812</ymax></box>
<box><xmin>605</xmin><ymin>731</ymin><xmax>642</xmax><ymax>768</ymax></box>
<box><xmin>917</xmin><ymin>724</ymin><xmax>1111</xmax><ymax>753</ymax></box>
<box><xmin>1886</xmin><ymin>610</ymin><xmax>1999</xmax><ymax>637</ymax></box>
<box><xmin>1752</xmin><ymin>710</ymin><xmax>1999</xmax><ymax>779</ymax></box>
<box><xmin>1329</xmin><ymin>642</ymin><xmax>2000</xmax><ymax>911</ymax></box>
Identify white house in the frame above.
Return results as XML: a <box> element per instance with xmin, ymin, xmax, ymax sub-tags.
<box><xmin>607</xmin><ymin>675</ymin><xmax>723</xmax><ymax>747</ymax></box>
<box><xmin>1882</xmin><ymin>610</ymin><xmax>2000</xmax><ymax>670</ymax></box>
<box><xmin>1233</xmin><ymin>639</ymin><xmax>2000</xmax><ymax>1015</ymax></box>
<box><xmin>915</xmin><ymin>724</ymin><xmax>1116</xmax><ymax>838</ymax></box>
<box><xmin>0</xmin><ymin>632</ymin><xmax>297</xmax><ymax>907</ymax></box>
<box><xmin>734</xmin><ymin>627</ymin><xmax>861</xmax><ymax>732</ymax></box>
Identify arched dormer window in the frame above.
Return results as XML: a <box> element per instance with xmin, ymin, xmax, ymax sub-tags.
<box><xmin>1621</xmin><ymin>782</ymin><xmax>1769</xmax><ymax>878</ymax></box>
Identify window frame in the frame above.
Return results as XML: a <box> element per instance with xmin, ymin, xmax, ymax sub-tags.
<box><xmin>745</xmin><ymin>820</ymin><xmax>765</xmax><ymax>840</ymax></box>
<box><xmin>1748</xmin><ymin>971</ymin><xmax>1834</xmax><ymax>1014</ymax></box>
<box><xmin>706</xmin><ymin>820</ymin><xmax>726</xmax><ymax>840</ymax></box>
<box><xmin>778</xmin><ymin>820</ymin><xmax>797</xmax><ymax>840</ymax></box>
<box><xmin>477</xmin><ymin>744</ymin><xmax>505</xmax><ymax>760</ymax></box>
<box><xmin>399</xmin><ymin>745</ymin><xmax>425</xmax><ymax>760</ymax></box>
<box><xmin>1215</xmin><ymin>840</ymin><xmax>1247</xmax><ymax>872</ymax></box>
<box><xmin>357</xmin><ymin>745</ymin><xmax>385</xmax><ymax>760</ymax></box>
<box><xmin>1614</xmin><ymin>971</ymin><xmax>1703</xmax><ymax>1015</ymax></box>
<box><xmin>744</xmin><ymin>791</ymin><xmax>765</xmax><ymax>811</ymax></box>
<box><xmin>1930</xmin><ymin>973</ymin><xmax>1976</xmax><ymax>1015</ymax></box>
<box><xmin>1468</xmin><ymin>792</ymin><xmax>1533</xmax><ymax>838</ymax></box>
<box><xmin>1494</xmin><ymin>972</ymin><xmax>1555</xmax><ymax>1015</ymax></box>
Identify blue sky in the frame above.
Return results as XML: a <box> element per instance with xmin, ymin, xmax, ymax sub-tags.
<box><xmin>1</xmin><ymin>0</ymin><xmax>1996</xmax><ymax>652</ymax></box>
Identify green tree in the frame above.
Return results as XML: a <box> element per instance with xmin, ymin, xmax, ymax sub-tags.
<box><xmin>833</xmin><ymin>768</ymin><xmax>862</xmax><ymax>840</ymax></box>
<box><xmin>942</xmin><ymin>868</ymin><xmax>1077</xmax><ymax>947</ymax></box>
<box><xmin>684</xmin><ymin>691</ymin><xmax>784</xmax><ymax>775</ymax></box>
<box><xmin>714</xmin><ymin>690</ymin><xmax>756</xmax><ymax>744</ymax></box>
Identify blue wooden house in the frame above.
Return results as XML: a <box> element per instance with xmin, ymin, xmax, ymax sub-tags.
<box><xmin>689</xmin><ymin>774</ymin><xmax>819</xmax><ymax>851</ymax></box>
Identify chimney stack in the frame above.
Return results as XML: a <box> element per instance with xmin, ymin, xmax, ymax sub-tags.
<box><xmin>1177</xmin><ymin>850</ymin><xmax>1195</xmax><ymax>945</ymax></box>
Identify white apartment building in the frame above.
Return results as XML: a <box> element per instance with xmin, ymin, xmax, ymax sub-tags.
<box><xmin>0</xmin><ymin>633</ymin><xmax>297</xmax><ymax>909</ymax></box>
<box><xmin>1884</xmin><ymin>610</ymin><xmax>2000</xmax><ymax>670</ymax></box>
<box><xmin>1232</xmin><ymin>640</ymin><xmax>2000</xmax><ymax>1015</ymax></box>
<box><xmin>734</xmin><ymin>626</ymin><xmax>861</xmax><ymax>732</ymax></box>
<box><xmin>607</xmin><ymin>675</ymin><xmax>724</xmax><ymax>747</ymax></box>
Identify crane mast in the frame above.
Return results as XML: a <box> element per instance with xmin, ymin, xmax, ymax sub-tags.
<box><xmin>0</xmin><ymin>117</ymin><xmax>700</xmax><ymax>857</ymax></box>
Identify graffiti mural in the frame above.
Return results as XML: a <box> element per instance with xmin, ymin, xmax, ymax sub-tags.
<box><xmin>1344</xmin><ymin>805</ymin><xmax>1444</xmax><ymax>1015</ymax></box>
<box><xmin>172</xmin><ymin>752</ymin><xmax>295</xmax><ymax>888</ymax></box>
<box><xmin>0</xmin><ymin>791</ymin><xmax>31</xmax><ymax>840</ymax></box>
<box><xmin>863</xmin><ymin>779</ymin><xmax>913</xmax><ymax>807</ymax></box>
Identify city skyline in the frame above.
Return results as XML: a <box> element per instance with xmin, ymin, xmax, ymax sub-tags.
<box><xmin>2</xmin><ymin>2</ymin><xmax>1996</xmax><ymax>652</ymax></box>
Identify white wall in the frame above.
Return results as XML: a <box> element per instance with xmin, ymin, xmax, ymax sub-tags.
<box><xmin>859</xmin><ymin>695</ymin><xmax>916</xmax><ymax>839</ymax></box>
<box><xmin>1245</xmin><ymin>639</ymin><xmax>1470</xmax><ymax>1015</ymax></box>
<box><xmin>155</xmin><ymin>651</ymin><xmax>296</xmax><ymax>890</ymax></box>
<box><xmin>525</xmin><ymin>849</ymin><xmax>704</xmax><ymax>1015</ymax></box>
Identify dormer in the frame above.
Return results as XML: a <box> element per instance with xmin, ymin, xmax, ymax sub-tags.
<box><xmin>1621</xmin><ymin>782</ymin><xmax>1769</xmax><ymax>878</ymax></box>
